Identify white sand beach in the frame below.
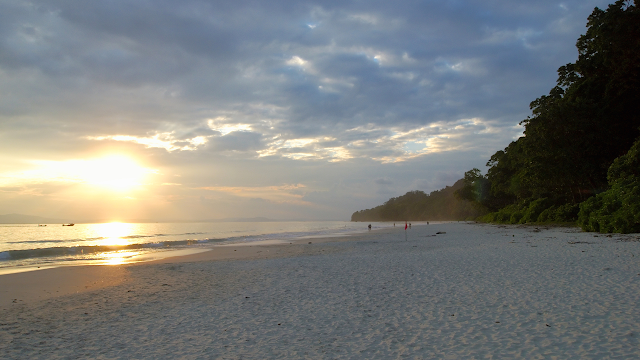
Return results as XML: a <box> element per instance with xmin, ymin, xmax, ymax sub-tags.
<box><xmin>1</xmin><ymin>222</ymin><xmax>639</xmax><ymax>359</ymax></box>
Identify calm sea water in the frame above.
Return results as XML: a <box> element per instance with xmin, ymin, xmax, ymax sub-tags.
<box><xmin>0</xmin><ymin>221</ymin><xmax>397</xmax><ymax>274</ymax></box>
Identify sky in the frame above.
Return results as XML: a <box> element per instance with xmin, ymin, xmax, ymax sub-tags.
<box><xmin>0</xmin><ymin>0</ymin><xmax>614</xmax><ymax>222</ymax></box>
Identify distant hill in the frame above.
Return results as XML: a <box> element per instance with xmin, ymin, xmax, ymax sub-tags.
<box><xmin>212</xmin><ymin>217</ymin><xmax>276</xmax><ymax>222</ymax></box>
<box><xmin>351</xmin><ymin>179</ymin><xmax>487</xmax><ymax>222</ymax></box>
<box><xmin>0</xmin><ymin>213</ymin><xmax>69</xmax><ymax>224</ymax></box>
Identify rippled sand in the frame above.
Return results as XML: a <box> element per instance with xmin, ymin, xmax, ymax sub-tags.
<box><xmin>1</xmin><ymin>223</ymin><xmax>639</xmax><ymax>359</ymax></box>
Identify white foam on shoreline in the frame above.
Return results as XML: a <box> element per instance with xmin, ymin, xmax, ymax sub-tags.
<box><xmin>218</xmin><ymin>239</ymin><xmax>290</xmax><ymax>246</ymax></box>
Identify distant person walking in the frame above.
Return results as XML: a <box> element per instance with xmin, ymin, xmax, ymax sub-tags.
<box><xmin>368</xmin><ymin>224</ymin><xmax>372</xmax><ymax>230</ymax></box>
<box><xmin>405</xmin><ymin>221</ymin><xmax>408</xmax><ymax>230</ymax></box>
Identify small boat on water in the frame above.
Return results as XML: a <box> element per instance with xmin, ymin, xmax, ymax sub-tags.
<box><xmin>62</xmin><ymin>223</ymin><xmax>75</xmax><ymax>226</ymax></box>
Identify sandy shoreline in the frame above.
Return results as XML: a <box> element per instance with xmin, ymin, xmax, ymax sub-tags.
<box><xmin>0</xmin><ymin>227</ymin><xmax>385</xmax><ymax>307</ymax></box>
<box><xmin>1</xmin><ymin>223</ymin><xmax>639</xmax><ymax>358</ymax></box>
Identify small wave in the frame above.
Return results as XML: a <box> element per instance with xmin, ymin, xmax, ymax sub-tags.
<box><xmin>6</xmin><ymin>239</ymin><xmax>69</xmax><ymax>244</ymax></box>
<box><xmin>118</xmin><ymin>232</ymin><xmax>206</xmax><ymax>239</ymax></box>
<box><xmin>121</xmin><ymin>234</ymin><xmax>155</xmax><ymax>239</ymax></box>
<box><xmin>0</xmin><ymin>238</ymin><xmax>223</xmax><ymax>261</ymax></box>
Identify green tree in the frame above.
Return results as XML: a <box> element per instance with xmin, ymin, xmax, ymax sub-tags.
<box><xmin>477</xmin><ymin>0</ymin><xmax>640</xmax><ymax>222</ymax></box>
<box><xmin>578</xmin><ymin>136</ymin><xmax>640</xmax><ymax>233</ymax></box>
<box><xmin>351</xmin><ymin>179</ymin><xmax>486</xmax><ymax>221</ymax></box>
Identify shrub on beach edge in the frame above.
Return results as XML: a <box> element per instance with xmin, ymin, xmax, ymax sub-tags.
<box><xmin>577</xmin><ymin>138</ymin><xmax>640</xmax><ymax>234</ymax></box>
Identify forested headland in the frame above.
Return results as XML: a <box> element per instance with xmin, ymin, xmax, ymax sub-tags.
<box><xmin>351</xmin><ymin>179</ymin><xmax>486</xmax><ymax>222</ymax></box>
<box><xmin>457</xmin><ymin>1</ymin><xmax>640</xmax><ymax>233</ymax></box>
<box><xmin>353</xmin><ymin>1</ymin><xmax>640</xmax><ymax>233</ymax></box>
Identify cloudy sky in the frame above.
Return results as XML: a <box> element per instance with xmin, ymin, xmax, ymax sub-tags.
<box><xmin>0</xmin><ymin>0</ymin><xmax>612</xmax><ymax>222</ymax></box>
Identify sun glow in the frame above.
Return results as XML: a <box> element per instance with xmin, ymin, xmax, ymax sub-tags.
<box><xmin>79</xmin><ymin>156</ymin><xmax>149</xmax><ymax>191</ymax></box>
<box><xmin>1</xmin><ymin>155</ymin><xmax>154</xmax><ymax>192</ymax></box>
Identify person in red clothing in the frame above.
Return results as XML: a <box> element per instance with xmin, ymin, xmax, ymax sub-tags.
<box><xmin>405</xmin><ymin>221</ymin><xmax>407</xmax><ymax>230</ymax></box>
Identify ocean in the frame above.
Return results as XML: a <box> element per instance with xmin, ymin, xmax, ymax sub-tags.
<box><xmin>0</xmin><ymin>221</ymin><xmax>399</xmax><ymax>274</ymax></box>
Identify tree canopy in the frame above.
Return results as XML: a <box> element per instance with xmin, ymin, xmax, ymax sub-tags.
<box><xmin>351</xmin><ymin>179</ymin><xmax>486</xmax><ymax>222</ymax></box>
<box><xmin>578</xmin><ymin>137</ymin><xmax>640</xmax><ymax>233</ymax></box>
<box><xmin>456</xmin><ymin>1</ymin><xmax>640</xmax><ymax>232</ymax></box>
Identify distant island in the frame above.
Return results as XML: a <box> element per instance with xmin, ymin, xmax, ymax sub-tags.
<box><xmin>208</xmin><ymin>217</ymin><xmax>276</xmax><ymax>222</ymax></box>
<box><xmin>351</xmin><ymin>179</ymin><xmax>486</xmax><ymax>222</ymax></box>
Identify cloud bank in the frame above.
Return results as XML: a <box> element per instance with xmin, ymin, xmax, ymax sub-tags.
<box><xmin>0</xmin><ymin>0</ymin><xmax>612</xmax><ymax>220</ymax></box>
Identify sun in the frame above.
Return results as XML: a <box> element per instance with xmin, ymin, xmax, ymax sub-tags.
<box><xmin>80</xmin><ymin>155</ymin><xmax>149</xmax><ymax>191</ymax></box>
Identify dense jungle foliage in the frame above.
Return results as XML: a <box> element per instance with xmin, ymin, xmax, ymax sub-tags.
<box><xmin>577</xmin><ymin>138</ymin><xmax>640</xmax><ymax>233</ymax></box>
<box><xmin>456</xmin><ymin>1</ymin><xmax>640</xmax><ymax>233</ymax></box>
<box><xmin>352</xmin><ymin>1</ymin><xmax>639</xmax><ymax>233</ymax></box>
<box><xmin>350</xmin><ymin>180</ymin><xmax>486</xmax><ymax>222</ymax></box>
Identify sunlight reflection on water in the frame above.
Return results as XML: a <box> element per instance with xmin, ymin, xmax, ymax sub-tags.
<box><xmin>78</xmin><ymin>223</ymin><xmax>148</xmax><ymax>265</ymax></box>
<box><xmin>93</xmin><ymin>222</ymin><xmax>136</xmax><ymax>246</ymax></box>
<box><xmin>97</xmin><ymin>250</ymin><xmax>140</xmax><ymax>265</ymax></box>
<box><xmin>0</xmin><ymin>220</ymin><xmax>413</xmax><ymax>273</ymax></box>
